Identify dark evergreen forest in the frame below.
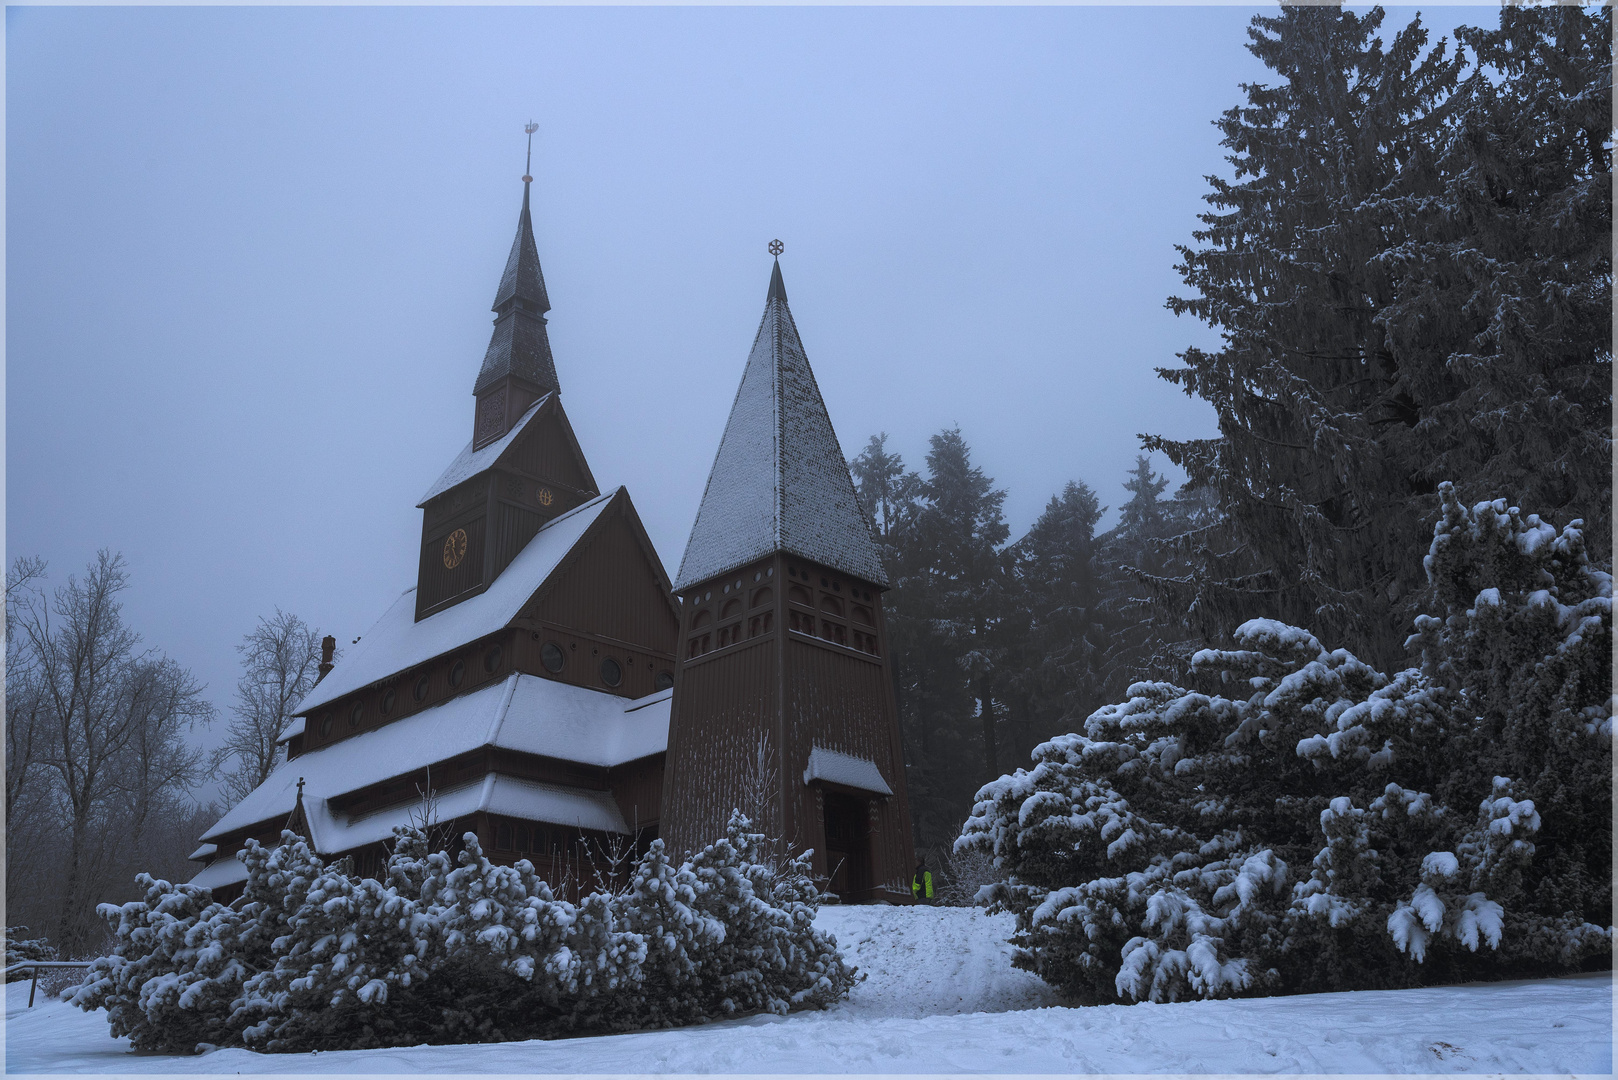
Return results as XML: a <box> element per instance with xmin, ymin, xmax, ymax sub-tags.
<box><xmin>858</xmin><ymin>4</ymin><xmax>1611</xmax><ymax>867</ymax></box>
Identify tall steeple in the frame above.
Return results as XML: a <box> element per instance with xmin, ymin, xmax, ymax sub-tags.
<box><xmin>472</xmin><ymin>123</ymin><xmax>561</xmax><ymax>449</ymax></box>
<box><xmin>662</xmin><ymin>243</ymin><xmax>914</xmax><ymax>902</ymax></box>
<box><xmin>673</xmin><ymin>252</ymin><xmax>887</xmax><ymax>591</ymax></box>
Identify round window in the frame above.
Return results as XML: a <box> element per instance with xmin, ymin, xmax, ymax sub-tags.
<box><xmin>540</xmin><ymin>642</ymin><xmax>565</xmax><ymax>673</ymax></box>
<box><xmin>319</xmin><ymin>712</ymin><xmax>333</xmax><ymax>737</ymax></box>
<box><xmin>655</xmin><ymin>670</ymin><xmax>674</xmax><ymax>691</ymax></box>
<box><xmin>349</xmin><ymin>701</ymin><xmax>363</xmax><ymax>728</ymax></box>
<box><xmin>484</xmin><ymin>645</ymin><xmax>503</xmax><ymax>674</ymax></box>
<box><xmin>449</xmin><ymin>660</ymin><xmax>465</xmax><ymax>688</ymax></box>
<box><xmin>381</xmin><ymin>688</ymin><xmax>396</xmax><ymax>715</ymax></box>
<box><xmin>414</xmin><ymin>674</ymin><xmax>430</xmax><ymax>702</ymax></box>
<box><xmin>600</xmin><ymin>657</ymin><xmax>622</xmax><ymax>687</ymax></box>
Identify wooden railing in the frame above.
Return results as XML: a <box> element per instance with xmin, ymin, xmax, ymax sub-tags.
<box><xmin>5</xmin><ymin>961</ymin><xmax>94</xmax><ymax>1008</ymax></box>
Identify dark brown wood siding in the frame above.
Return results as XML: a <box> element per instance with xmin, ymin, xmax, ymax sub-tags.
<box><xmin>607</xmin><ymin>754</ymin><xmax>665</xmax><ymax>839</ymax></box>
<box><xmin>419</xmin><ymin>513</ymin><xmax>487</xmax><ymax>612</ymax></box>
<box><xmin>783</xmin><ymin>632</ymin><xmax>914</xmax><ymax>898</ymax></box>
<box><xmin>660</xmin><ymin>633</ymin><xmax>778</xmax><ymax>859</ymax></box>
<box><xmin>664</xmin><ymin>552</ymin><xmax>915</xmax><ymax>900</ymax></box>
<box><xmin>532</xmin><ymin>510</ymin><xmax>679</xmax><ymax>655</ymax></box>
<box><xmin>508</xmin><ymin>408</ymin><xmax>594</xmax><ymax>494</ymax></box>
<box><xmin>493</xmin><ymin>501</ymin><xmax>547</xmax><ymax>579</ymax></box>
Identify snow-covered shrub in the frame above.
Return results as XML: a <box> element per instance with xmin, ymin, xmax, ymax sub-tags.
<box><xmin>70</xmin><ymin>875</ymin><xmax>249</xmax><ymax>1051</ymax></box>
<box><xmin>5</xmin><ymin>926</ymin><xmax>59</xmax><ymax>980</ymax></box>
<box><xmin>73</xmin><ymin>816</ymin><xmax>855</xmax><ymax>1052</ymax></box>
<box><xmin>685</xmin><ymin>811</ymin><xmax>858</xmax><ymax>1018</ymax></box>
<box><xmin>959</xmin><ymin>486</ymin><xmax>1611</xmax><ymax>1003</ymax></box>
<box><xmin>588</xmin><ymin>838</ymin><xmax>721</xmax><ymax>1030</ymax></box>
<box><xmin>238</xmin><ymin>832</ymin><xmax>447</xmax><ymax>1052</ymax></box>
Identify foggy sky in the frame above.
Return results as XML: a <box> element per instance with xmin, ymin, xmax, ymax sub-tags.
<box><xmin>7</xmin><ymin>6</ymin><xmax>1495</xmax><ymax>804</ymax></box>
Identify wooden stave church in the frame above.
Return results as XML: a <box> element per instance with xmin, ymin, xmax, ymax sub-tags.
<box><xmin>189</xmin><ymin>175</ymin><xmax>915</xmax><ymax>904</ymax></box>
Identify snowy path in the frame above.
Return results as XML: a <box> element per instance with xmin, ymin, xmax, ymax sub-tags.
<box><xmin>6</xmin><ymin>907</ymin><xmax>1611</xmax><ymax>1074</ymax></box>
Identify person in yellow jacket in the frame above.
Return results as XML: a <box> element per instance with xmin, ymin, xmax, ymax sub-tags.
<box><xmin>911</xmin><ymin>858</ymin><xmax>934</xmax><ymax>902</ymax></box>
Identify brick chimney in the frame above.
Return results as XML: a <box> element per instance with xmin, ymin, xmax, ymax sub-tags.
<box><xmin>316</xmin><ymin>635</ymin><xmax>336</xmax><ymax>683</ymax></box>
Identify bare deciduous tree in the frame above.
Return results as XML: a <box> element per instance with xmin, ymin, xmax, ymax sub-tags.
<box><xmin>738</xmin><ymin>732</ymin><xmax>779</xmax><ymax>837</ymax></box>
<box><xmin>211</xmin><ymin>610</ymin><xmax>326</xmax><ymax>804</ymax></box>
<box><xmin>6</xmin><ymin>556</ymin><xmax>49</xmax><ymax>824</ymax></box>
<box><xmin>7</xmin><ymin>551</ymin><xmax>215</xmax><ymax>955</ymax></box>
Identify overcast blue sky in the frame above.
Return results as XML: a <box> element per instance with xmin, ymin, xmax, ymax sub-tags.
<box><xmin>7</xmin><ymin>5</ymin><xmax>1497</xmax><ymax>798</ymax></box>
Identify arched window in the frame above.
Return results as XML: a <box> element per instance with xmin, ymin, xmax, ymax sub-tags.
<box><xmin>720</xmin><ymin>598</ymin><xmax>742</xmax><ymax>619</ymax></box>
<box><xmin>751</xmin><ymin>586</ymin><xmax>773</xmax><ymax>607</ymax></box>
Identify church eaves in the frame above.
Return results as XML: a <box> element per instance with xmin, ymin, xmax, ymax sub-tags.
<box><xmin>474</xmin><ymin>180</ymin><xmax>560</xmax><ymax>397</ymax></box>
<box><xmin>674</xmin><ymin>259</ymin><xmax>888</xmax><ymax>591</ymax></box>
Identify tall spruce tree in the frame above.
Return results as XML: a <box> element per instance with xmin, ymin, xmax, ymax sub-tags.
<box><xmin>1147</xmin><ymin>6</ymin><xmax>1467</xmax><ymax>668</ymax></box>
<box><xmin>1098</xmin><ymin>456</ymin><xmax>1213</xmax><ymax>702</ymax></box>
<box><xmin>1004</xmin><ymin>481</ymin><xmax>1107</xmax><ymax>755</ymax></box>
<box><xmin>1116</xmin><ymin>456</ymin><xmax>1169</xmax><ymax>558</ymax></box>
<box><xmin>915</xmin><ymin>429</ymin><xmax>1013</xmax><ymax>784</ymax></box>
<box><xmin>854</xmin><ymin>428</ymin><xmax>1014</xmax><ymax>856</ymax></box>
<box><xmin>849</xmin><ymin>433</ymin><xmax>919</xmax><ymax>543</ymax></box>
<box><xmin>1377</xmin><ymin>4</ymin><xmax>1611</xmax><ymax>563</ymax></box>
<box><xmin>1147</xmin><ymin>5</ymin><xmax>1610</xmax><ymax>668</ymax></box>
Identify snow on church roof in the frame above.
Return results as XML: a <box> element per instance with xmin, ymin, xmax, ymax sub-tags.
<box><xmin>205</xmin><ymin>673</ymin><xmax>671</xmax><ymax>844</ymax></box>
<box><xmin>190</xmin><ymin>854</ymin><xmax>248</xmax><ymax>891</ymax></box>
<box><xmin>340</xmin><ymin>774</ymin><xmax>629</xmax><ymax>850</ymax></box>
<box><xmin>673</xmin><ymin>261</ymin><xmax>887</xmax><ymax>591</ymax></box>
<box><xmin>191</xmin><ymin>771</ymin><xmax>632</xmax><ymax>891</ymax></box>
<box><xmin>802</xmin><ymin>746</ymin><xmax>893</xmax><ymax>796</ymax></box>
<box><xmin>297</xmin><ymin>490</ymin><xmax>615</xmax><ymax>715</ymax></box>
<box><xmin>417</xmin><ymin>395</ymin><xmax>550</xmax><ymax>506</ymax></box>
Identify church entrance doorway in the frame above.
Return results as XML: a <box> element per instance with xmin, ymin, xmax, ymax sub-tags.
<box><xmin>822</xmin><ymin>791</ymin><xmax>870</xmax><ymax>900</ymax></box>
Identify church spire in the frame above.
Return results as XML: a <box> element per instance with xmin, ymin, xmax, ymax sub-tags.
<box><xmin>674</xmin><ymin>242</ymin><xmax>888</xmax><ymax>591</ymax></box>
<box><xmin>489</xmin><ymin>130</ymin><xmax>552</xmax><ymax>318</ymax></box>
<box><xmin>471</xmin><ymin>123</ymin><xmax>561</xmax><ymax>446</ymax></box>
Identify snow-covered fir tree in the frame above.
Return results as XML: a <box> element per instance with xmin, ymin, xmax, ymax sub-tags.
<box><xmin>958</xmin><ymin>486</ymin><xmax>1610</xmax><ymax>1003</ymax></box>
<box><xmin>1146</xmin><ymin>5</ymin><xmax>1610</xmax><ymax>670</ymax></box>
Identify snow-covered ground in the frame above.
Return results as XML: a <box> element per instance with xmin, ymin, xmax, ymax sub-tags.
<box><xmin>6</xmin><ymin>905</ymin><xmax>1611</xmax><ymax>1074</ymax></box>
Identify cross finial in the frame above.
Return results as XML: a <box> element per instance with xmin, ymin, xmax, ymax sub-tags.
<box><xmin>523</xmin><ymin>121</ymin><xmax>538</xmax><ymax>183</ymax></box>
<box><xmin>296</xmin><ymin>777</ymin><xmax>305</xmax><ymax>799</ymax></box>
<box><xmin>768</xmin><ymin>239</ymin><xmax>784</xmax><ymax>258</ymax></box>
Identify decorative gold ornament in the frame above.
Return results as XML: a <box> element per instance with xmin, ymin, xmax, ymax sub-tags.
<box><xmin>443</xmin><ymin>528</ymin><xmax>469</xmax><ymax>569</ymax></box>
<box><xmin>537</xmin><ymin>486</ymin><xmax>554</xmax><ymax>507</ymax></box>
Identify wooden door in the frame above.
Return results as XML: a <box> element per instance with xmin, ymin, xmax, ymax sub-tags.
<box><xmin>822</xmin><ymin>791</ymin><xmax>870</xmax><ymax>899</ymax></box>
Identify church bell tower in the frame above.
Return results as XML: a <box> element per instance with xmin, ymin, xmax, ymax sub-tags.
<box><xmin>661</xmin><ymin>251</ymin><xmax>916</xmax><ymax>902</ymax></box>
<box><xmin>413</xmin><ymin>130</ymin><xmax>599</xmax><ymax>621</ymax></box>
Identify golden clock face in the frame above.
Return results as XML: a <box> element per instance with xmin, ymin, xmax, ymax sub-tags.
<box><xmin>442</xmin><ymin>528</ymin><xmax>469</xmax><ymax>569</ymax></box>
<box><xmin>537</xmin><ymin>486</ymin><xmax>554</xmax><ymax>507</ymax></box>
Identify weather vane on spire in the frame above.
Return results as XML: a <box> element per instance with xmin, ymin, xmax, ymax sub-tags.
<box><xmin>769</xmin><ymin>239</ymin><xmax>784</xmax><ymax>258</ymax></box>
<box><xmin>523</xmin><ymin>121</ymin><xmax>538</xmax><ymax>184</ymax></box>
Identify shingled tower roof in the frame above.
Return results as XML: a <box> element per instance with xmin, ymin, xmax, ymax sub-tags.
<box><xmin>674</xmin><ymin>259</ymin><xmax>888</xmax><ymax>591</ymax></box>
<box><xmin>474</xmin><ymin>178</ymin><xmax>560</xmax><ymax>396</ymax></box>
